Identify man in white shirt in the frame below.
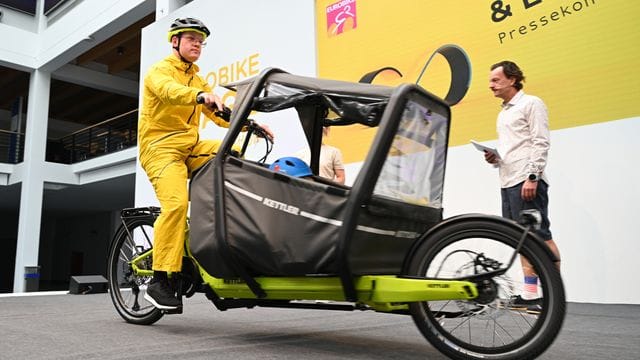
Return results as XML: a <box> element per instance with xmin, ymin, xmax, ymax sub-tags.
<box><xmin>484</xmin><ymin>61</ymin><xmax>561</xmax><ymax>312</ymax></box>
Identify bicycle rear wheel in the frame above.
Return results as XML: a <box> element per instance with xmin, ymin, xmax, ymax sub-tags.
<box><xmin>407</xmin><ymin>217</ymin><xmax>565</xmax><ymax>360</ymax></box>
<box><xmin>107</xmin><ymin>214</ymin><xmax>163</xmax><ymax>325</ymax></box>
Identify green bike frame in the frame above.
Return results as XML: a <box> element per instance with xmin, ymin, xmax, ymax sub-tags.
<box><xmin>129</xmin><ymin>243</ymin><xmax>478</xmax><ymax>313</ymax></box>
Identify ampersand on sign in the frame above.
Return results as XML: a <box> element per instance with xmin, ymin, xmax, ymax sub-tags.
<box><xmin>490</xmin><ymin>0</ymin><xmax>512</xmax><ymax>22</ymax></box>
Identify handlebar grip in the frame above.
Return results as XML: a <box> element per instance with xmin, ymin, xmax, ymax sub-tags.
<box><xmin>247</xmin><ymin>120</ymin><xmax>273</xmax><ymax>143</ymax></box>
<box><xmin>198</xmin><ymin>93</ymin><xmax>231</xmax><ymax>121</ymax></box>
<box><xmin>214</xmin><ymin>106</ymin><xmax>232</xmax><ymax>122</ymax></box>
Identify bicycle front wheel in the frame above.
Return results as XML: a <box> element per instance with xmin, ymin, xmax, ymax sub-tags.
<box><xmin>407</xmin><ymin>217</ymin><xmax>565</xmax><ymax>360</ymax></box>
<box><xmin>107</xmin><ymin>215</ymin><xmax>163</xmax><ymax>325</ymax></box>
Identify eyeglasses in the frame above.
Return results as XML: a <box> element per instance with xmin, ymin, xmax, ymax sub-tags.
<box><xmin>182</xmin><ymin>35</ymin><xmax>207</xmax><ymax>47</ymax></box>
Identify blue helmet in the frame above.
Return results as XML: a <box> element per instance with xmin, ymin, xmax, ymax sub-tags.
<box><xmin>269</xmin><ymin>157</ymin><xmax>313</xmax><ymax>177</ymax></box>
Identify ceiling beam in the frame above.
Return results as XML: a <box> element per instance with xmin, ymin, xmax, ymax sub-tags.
<box><xmin>53</xmin><ymin>63</ymin><xmax>138</xmax><ymax>97</ymax></box>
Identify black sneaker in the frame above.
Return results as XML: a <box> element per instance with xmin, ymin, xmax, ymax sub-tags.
<box><xmin>507</xmin><ymin>295</ymin><xmax>542</xmax><ymax>313</ymax></box>
<box><xmin>144</xmin><ymin>279</ymin><xmax>181</xmax><ymax>310</ymax></box>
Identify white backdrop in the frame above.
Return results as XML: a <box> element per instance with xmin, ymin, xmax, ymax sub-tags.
<box><xmin>343</xmin><ymin>117</ymin><xmax>640</xmax><ymax>304</ymax></box>
<box><xmin>444</xmin><ymin>117</ymin><xmax>640</xmax><ymax>304</ymax></box>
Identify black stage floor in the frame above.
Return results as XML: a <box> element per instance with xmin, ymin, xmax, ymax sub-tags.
<box><xmin>1</xmin><ymin>292</ymin><xmax>638</xmax><ymax>359</ymax></box>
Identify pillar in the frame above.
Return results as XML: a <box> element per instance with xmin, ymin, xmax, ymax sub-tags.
<box><xmin>13</xmin><ymin>69</ymin><xmax>51</xmax><ymax>292</ymax></box>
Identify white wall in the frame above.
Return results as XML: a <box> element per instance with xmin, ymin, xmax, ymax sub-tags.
<box><xmin>442</xmin><ymin>117</ymin><xmax>640</xmax><ymax>304</ymax></box>
<box><xmin>343</xmin><ymin>118</ymin><xmax>640</xmax><ymax>304</ymax></box>
<box><xmin>0</xmin><ymin>23</ymin><xmax>38</xmax><ymax>69</ymax></box>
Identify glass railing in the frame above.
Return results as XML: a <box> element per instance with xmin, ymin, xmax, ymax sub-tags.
<box><xmin>47</xmin><ymin>109</ymin><xmax>138</xmax><ymax>164</ymax></box>
<box><xmin>0</xmin><ymin>129</ymin><xmax>25</xmax><ymax>164</ymax></box>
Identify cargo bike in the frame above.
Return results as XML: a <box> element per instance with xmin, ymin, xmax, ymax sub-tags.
<box><xmin>107</xmin><ymin>68</ymin><xmax>565</xmax><ymax>359</ymax></box>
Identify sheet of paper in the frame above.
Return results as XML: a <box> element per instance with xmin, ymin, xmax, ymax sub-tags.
<box><xmin>471</xmin><ymin>140</ymin><xmax>500</xmax><ymax>159</ymax></box>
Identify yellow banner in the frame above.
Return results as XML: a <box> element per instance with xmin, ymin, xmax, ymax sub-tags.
<box><xmin>316</xmin><ymin>0</ymin><xmax>640</xmax><ymax>162</ymax></box>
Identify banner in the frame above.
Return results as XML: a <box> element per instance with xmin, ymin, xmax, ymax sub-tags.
<box><xmin>316</xmin><ymin>0</ymin><xmax>640</xmax><ymax>162</ymax></box>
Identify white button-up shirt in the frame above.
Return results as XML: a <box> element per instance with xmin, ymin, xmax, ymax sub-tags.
<box><xmin>496</xmin><ymin>90</ymin><xmax>550</xmax><ymax>188</ymax></box>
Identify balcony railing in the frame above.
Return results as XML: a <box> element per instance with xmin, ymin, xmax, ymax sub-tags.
<box><xmin>0</xmin><ymin>129</ymin><xmax>25</xmax><ymax>164</ymax></box>
<box><xmin>47</xmin><ymin>109</ymin><xmax>138</xmax><ymax>164</ymax></box>
<box><xmin>0</xmin><ymin>110</ymin><xmax>138</xmax><ymax>165</ymax></box>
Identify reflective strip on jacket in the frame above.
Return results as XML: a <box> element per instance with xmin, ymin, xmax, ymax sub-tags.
<box><xmin>138</xmin><ymin>54</ymin><xmax>228</xmax><ymax>162</ymax></box>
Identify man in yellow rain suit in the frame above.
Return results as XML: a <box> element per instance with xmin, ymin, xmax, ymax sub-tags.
<box><xmin>139</xmin><ymin>17</ymin><xmax>271</xmax><ymax>309</ymax></box>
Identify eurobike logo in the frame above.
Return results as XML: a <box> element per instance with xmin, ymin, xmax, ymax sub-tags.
<box><xmin>326</xmin><ymin>0</ymin><xmax>357</xmax><ymax>36</ymax></box>
<box><xmin>490</xmin><ymin>0</ymin><xmax>599</xmax><ymax>44</ymax></box>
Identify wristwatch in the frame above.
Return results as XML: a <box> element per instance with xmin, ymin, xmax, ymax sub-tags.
<box><xmin>528</xmin><ymin>173</ymin><xmax>540</xmax><ymax>182</ymax></box>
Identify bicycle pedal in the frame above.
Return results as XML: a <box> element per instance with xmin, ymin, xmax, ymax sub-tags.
<box><xmin>163</xmin><ymin>306</ymin><xmax>183</xmax><ymax>315</ymax></box>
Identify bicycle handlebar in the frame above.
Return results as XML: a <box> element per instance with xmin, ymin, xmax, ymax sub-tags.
<box><xmin>246</xmin><ymin>119</ymin><xmax>272</xmax><ymax>142</ymax></box>
<box><xmin>196</xmin><ymin>93</ymin><xmax>233</xmax><ymax>121</ymax></box>
<box><xmin>196</xmin><ymin>94</ymin><xmax>273</xmax><ymax>160</ymax></box>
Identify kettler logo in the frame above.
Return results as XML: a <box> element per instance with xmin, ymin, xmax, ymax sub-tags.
<box><xmin>428</xmin><ymin>284</ymin><xmax>450</xmax><ymax>288</ymax></box>
<box><xmin>262</xmin><ymin>197</ymin><xmax>300</xmax><ymax>215</ymax></box>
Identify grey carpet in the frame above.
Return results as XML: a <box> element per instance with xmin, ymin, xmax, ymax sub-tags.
<box><xmin>0</xmin><ymin>293</ymin><xmax>638</xmax><ymax>359</ymax></box>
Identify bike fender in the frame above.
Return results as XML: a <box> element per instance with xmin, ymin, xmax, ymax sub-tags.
<box><xmin>401</xmin><ymin>213</ymin><xmax>558</xmax><ymax>274</ymax></box>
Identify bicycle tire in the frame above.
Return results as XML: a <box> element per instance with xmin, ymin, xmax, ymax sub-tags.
<box><xmin>107</xmin><ymin>216</ymin><xmax>163</xmax><ymax>325</ymax></box>
<box><xmin>407</xmin><ymin>218</ymin><xmax>565</xmax><ymax>360</ymax></box>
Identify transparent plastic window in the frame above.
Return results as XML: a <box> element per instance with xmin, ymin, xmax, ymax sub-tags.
<box><xmin>373</xmin><ymin>101</ymin><xmax>447</xmax><ymax>208</ymax></box>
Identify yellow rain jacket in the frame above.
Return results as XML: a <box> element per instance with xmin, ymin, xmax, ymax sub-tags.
<box><xmin>138</xmin><ymin>54</ymin><xmax>228</xmax><ymax>272</ymax></box>
<box><xmin>139</xmin><ymin>55</ymin><xmax>228</xmax><ymax>159</ymax></box>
